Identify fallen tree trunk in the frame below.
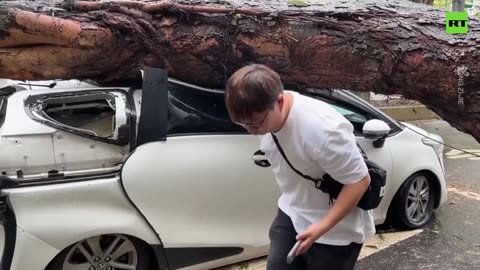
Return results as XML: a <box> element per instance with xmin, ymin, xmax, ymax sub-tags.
<box><xmin>0</xmin><ymin>0</ymin><xmax>480</xmax><ymax>142</ymax></box>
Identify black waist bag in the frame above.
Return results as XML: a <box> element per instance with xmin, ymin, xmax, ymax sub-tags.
<box><xmin>271</xmin><ymin>133</ymin><xmax>386</xmax><ymax>211</ymax></box>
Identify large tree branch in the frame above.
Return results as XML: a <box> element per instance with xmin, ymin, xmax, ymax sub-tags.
<box><xmin>0</xmin><ymin>0</ymin><xmax>479</xmax><ymax>142</ymax></box>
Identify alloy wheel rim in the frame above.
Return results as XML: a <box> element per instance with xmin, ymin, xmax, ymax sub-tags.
<box><xmin>406</xmin><ymin>175</ymin><xmax>430</xmax><ymax>225</ymax></box>
<box><xmin>63</xmin><ymin>234</ymin><xmax>138</xmax><ymax>270</ymax></box>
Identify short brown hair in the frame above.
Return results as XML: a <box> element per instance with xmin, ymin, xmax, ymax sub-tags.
<box><xmin>225</xmin><ymin>64</ymin><xmax>284</xmax><ymax>121</ymax></box>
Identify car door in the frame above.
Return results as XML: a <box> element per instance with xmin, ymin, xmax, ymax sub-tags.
<box><xmin>121</xmin><ymin>83</ymin><xmax>280</xmax><ymax>269</ymax></box>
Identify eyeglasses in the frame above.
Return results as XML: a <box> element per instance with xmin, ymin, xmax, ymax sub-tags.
<box><xmin>235</xmin><ymin>111</ymin><xmax>269</xmax><ymax>129</ymax></box>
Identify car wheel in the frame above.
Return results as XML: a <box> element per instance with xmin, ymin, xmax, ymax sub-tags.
<box><xmin>389</xmin><ymin>173</ymin><xmax>434</xmax><ymax>229</ymax></box>
<box><xmin>46</xmin><ymin>234</ymin><xmax>152</xmax><ymax>270</ymax></box>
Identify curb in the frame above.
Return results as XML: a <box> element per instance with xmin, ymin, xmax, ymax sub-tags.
<box><xmin>378</xmin><ymin>105</ymin><xmax>439</xmax><ymax>122</ymax></box>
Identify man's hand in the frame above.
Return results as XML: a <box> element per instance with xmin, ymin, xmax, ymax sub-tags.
<box><xmin>295</xmin><ymin>223</ymin><xmax>327</xmax><ymax>256</ymax></box>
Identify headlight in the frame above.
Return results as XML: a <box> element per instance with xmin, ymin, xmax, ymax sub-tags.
<box><xmin>421</xmin><ymin>133</ymin><xmax>444</xmax><ymax>156</ymax></box>
<box><xmin>422</xmin><ymin>133</ymin><xmax>445</xmax><ymax>174</ymax></box>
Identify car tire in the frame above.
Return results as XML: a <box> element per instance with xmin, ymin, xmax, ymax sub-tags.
<box><xmin>46</xmin><ymin>234</ymin><xmax>153</xmax><ymax>270</ymax></box>
<box><xmin>389</xmin><ymin>172</ymin><xmax>435</xmax><ymax>229</ymax></box>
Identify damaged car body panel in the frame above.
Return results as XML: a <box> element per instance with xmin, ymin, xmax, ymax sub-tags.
<box><xmin>2</xmin><ymin>175</ymin><xmax>162</xmax><ymax>270</ymax></box>
<box><xmin>0</xmin><ymin>88</ymin><xmax>134</xmax><ymax>181</ymax></box>
<box><xmin>0</xmin><ymin>80</ymin><xmax>167</xmax><ymax>270</ymax></box>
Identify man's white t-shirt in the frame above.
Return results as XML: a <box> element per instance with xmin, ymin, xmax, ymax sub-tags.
<box><xmin>259</xmin><ymin>91</ymin><xmax>375</xmax><ymax>246</ymax></box>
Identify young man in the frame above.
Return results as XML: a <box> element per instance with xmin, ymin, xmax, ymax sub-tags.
<box><xmin>225</xmin><ymin>64</ymin><xmax>375</xmax><ymax>270</ymax></box>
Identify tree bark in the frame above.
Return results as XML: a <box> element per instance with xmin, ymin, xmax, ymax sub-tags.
<box><xmin>0</xmin><ymin>0</ymin><xmax>480</xmax><ymax>142</ymax></box>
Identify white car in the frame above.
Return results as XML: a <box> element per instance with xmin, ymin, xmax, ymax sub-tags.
<box><xmin>0</xmin><ymin>72</ymin><xmax>447</xmax><ymax>270</ymax></box>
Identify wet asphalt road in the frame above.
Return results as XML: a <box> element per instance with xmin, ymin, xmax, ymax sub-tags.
<box><xmin>357</xmin><ymin>120</ymin><xmax>480</xmax><ymax>270</ymax></box>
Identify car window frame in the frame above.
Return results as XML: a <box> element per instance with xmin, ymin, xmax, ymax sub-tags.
<box><xmin>145</xmin><ymin>79</ymin><xmax>403</xmax><ymax>138</ymax></box>
<box><xmin>340</xmin><ymin>90</ymin><xmax>403</xmax><ymax>134</ymax></box>
<box><xmin>0</xmin><ymin>97</ymin><xmax>6</xmax><ymax>129</ymax></box>
<box><xmin>304</xmin><ymin>93</ymin><xmax>373</xmax><ymax>136</ymax></box>
<box><xmin>165</xmin><ymin>81</ymin><xmax>248</xmax><ymax>137</ymax></box>
<box><xmin>24</xmin><ymin>89</ymin><xmax>135</xmax><ymax>146</ymax></box>
<box><xmin>301</xmin><ymin>90</ymin><xmax>402</xmax><ymax>137</ymax></box>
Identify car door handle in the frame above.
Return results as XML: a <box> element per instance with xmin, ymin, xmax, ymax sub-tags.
<box><xmin>252</xmin><ymin>150</ymin><xmax>271</xmax><ymax>167</ymax></box>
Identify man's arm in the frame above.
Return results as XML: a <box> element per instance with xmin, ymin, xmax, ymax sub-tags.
<box><xmin>316</xmin><ymin>173</ymin><xmax>371</xmax><ymax>232</ymax></box>
<box><xmin>296</xmin><ymin>121</ymin><xmax>371</xmax><ymax>255</ymax></box>
<box><xmin>295</xmin><ymin>173</ymin><xmax>370</xmax><ymax>255</ymax></box>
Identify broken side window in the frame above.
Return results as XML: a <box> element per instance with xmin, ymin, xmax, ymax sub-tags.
<box><xmin>26</xmin><ymin>90</ymin><xmax>131</xmax><ymax>146</ymax></box>
<box><xmin>43</xmin><ymin>97</ymin><xmax>116</xmax><ymax>138</ymax></box>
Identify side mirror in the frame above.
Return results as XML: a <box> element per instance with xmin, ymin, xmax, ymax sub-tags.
<box><xmin>363</xmin><ymin>119</ymin><xmax>391</xmax><ymax>148</ymax></box>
